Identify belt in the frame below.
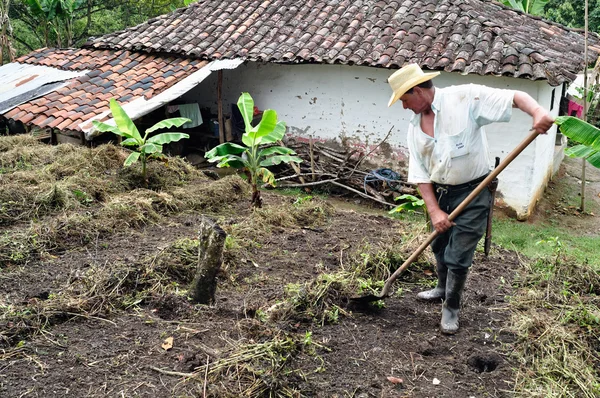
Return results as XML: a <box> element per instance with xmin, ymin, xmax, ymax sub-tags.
<box><xmin>433</xmin><ymin>173</ymin><xmax>489</xmax><ymax>196</ymax></box>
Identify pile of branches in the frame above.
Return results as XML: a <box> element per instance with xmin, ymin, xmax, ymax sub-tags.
<box><xmin>271</xmin><ymin>133</ymin><xmax>417</xmax><ymax>207</ymax></box>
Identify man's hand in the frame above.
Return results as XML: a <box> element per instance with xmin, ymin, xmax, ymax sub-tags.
<box><xmin>429</xmin><ymin>208</ymin><xmax>455</xmax><ymax>233</ymax></box>
<box><xmin>532</xmin><ymin>107</ymin><xmax>554</xmax><ymax>135</ymax></box>
<box><xmin>513</xmin><ymin>91</ymin><xmax>554</xmax><ymax>135</ymax></box>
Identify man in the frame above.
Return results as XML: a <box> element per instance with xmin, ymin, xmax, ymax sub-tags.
<box><xmin>387</xmin><ymin>64</ymin><xmax>554</xmax><ymax>334</ymax></box>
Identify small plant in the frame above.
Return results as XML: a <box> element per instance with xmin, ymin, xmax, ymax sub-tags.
<box><xmin>389</xmin><ymin>194</ymin><xmax>425</xmax><ymax>214</ymax></box>
<box><xmin>205</xmin><ymin>92</ymin><xmax>302</xmax><ymax>208</ymax></box>
<box><xmin>93</xmin><ymin>98</ymin><xmax>190</xmax><ymax>182</ymax></box>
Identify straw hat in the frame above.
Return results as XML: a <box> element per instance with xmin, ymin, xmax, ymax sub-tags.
<box><xmin>387</xmin><ymin>64</ymin><xmax>440</xmax><ymax>107</ymax></box>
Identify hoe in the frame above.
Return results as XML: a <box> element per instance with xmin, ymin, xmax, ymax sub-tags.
<box><xmin>352</xmin><ymin>129</ymin><xmax>540</xmax><ymax>303</ymax></box>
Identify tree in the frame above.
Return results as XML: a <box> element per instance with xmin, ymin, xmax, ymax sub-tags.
<box><xmin>0</xmin><ymin>0</ymin><xmax>16</xmax><ymax>64</ymax></box>
<box><xmin>544</xmin><ymin>0</ymin><xmax>600</xmax><ymax>32</ymax></box>
<box><xmin>9</xmin><ymin>0</ymin><xmax>187</xmax><ymax>54</ymax></box>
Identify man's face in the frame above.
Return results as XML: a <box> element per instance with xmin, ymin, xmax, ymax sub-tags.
<box><xmin>399</xmin><ymin>88</ymin><xmax>428</xmax><ymax>114</ymax></box>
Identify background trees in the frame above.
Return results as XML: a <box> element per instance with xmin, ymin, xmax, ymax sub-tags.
<box><xmin>3</xmin><ymin>0</ymin><xmax>186</xmax><ymax>63</ymax></box>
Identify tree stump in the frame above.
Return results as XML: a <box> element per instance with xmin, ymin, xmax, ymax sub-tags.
<box><xmin>190</xmin><ymin>217</ymin><xmax>226</xmax><ymax>304</ymax></box>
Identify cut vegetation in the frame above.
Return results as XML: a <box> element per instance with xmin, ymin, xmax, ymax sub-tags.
<box><xmin>0</xmin><ymin>135</ymin><xmax>598</xmax><ymax>397</ymax></box>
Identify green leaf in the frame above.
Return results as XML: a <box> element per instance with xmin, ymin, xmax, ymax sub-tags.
<box><xmin>146</xmin><ymin>133</ymin><xmax>190</xmax><ymax>145</ymax></box>
<box><xmin>556</xmin><ymin>116</ymin><xmax>600</xmax><ymax>150</ymax></box>
<box><xmin>565</xmin><ymin>145</ymin><xmax>596</xmax><ymax>159</ymax></box>
<box><xmin>587</xmin><ymin>151</ymin><xmax>600</xmax><ymax>168</ymax></box>
<box><xmin>237</xmin><ymin>92</ymin><xmax>254</xmax><ymax>133</ymax></box>
<box><xmin>121</xmin><ymin>138</ymin><xmax>139</xmax><ymax>147</ymax></box>
<box><xmin>212</xmin><ymin>154</ymin><xmax>247</xmax><ymax>169</ymax></box>
<box><xmin>256</xmin><ymin>167</ymin><xmax>276</xmax><ymax>186</ymax></box>
<box><xmin>261</xmin><ymin>121</ymin><xmax>287</xmax><ymax>144</ymax></box>
<box><xmin>259</xmin><ymin>155</ymin><xmax>303</xmax><ymax>167</ymax></box>
<box><xmin>109</xmin><ymin>99</ymin><xmax>142</xmax><ymax>142</ymax></box>
<box><xmin>389</xmin><ymin>194</ymin><xmax>425</xmax><ymax>214</ymax></box>
<box><xmin>124</xmin><ymin>152</ymin><xmax>140</xmax><ymax>166</ymax></box>
<box><xmin>258</xmin><ymin>146</ymin><xmax>296</xmax><ymax>157</ymax></box>
<box><xmin>529</xmin><ymin>0</ymin><xmax>549</xmax><ymax>16</ymax></box>
<box><xmin>139</xmin><ymin>143</ymin><xmax>162</xmax><ymax>154</ymax></box>
<box><xmin>145</xmin><ymin>118</ymin><xmax>191</xmax><ymax>134</ymax></box>
<box><xmin>205</xmin><ymin>142</ymin><xmax>247</xmax><ymax>159</ymax></box>
<box><xmin>92</xmin><ymin>120</ymin><xmax>124</xmax><ymax>136</ymax></box>
<box><xmin>250</xmin><ymin>109</ymin><xmax>278</xmax><ymax>139</ymax></box>
<box><xmin>241</xmin><ymin>132</ymin><xmax>255</xmax><ymax>147</ymax></box>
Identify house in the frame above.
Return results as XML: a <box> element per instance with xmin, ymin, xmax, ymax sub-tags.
<box><xmin>1</xmin><ymin>0</ymin><xmax>599</xmax><ymax>219</ymax></box>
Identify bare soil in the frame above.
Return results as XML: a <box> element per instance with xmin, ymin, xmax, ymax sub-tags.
<box><xmin>1</xmin><ymin>145</ymin><xmax>598</xmax><ymax>397</ymax></box>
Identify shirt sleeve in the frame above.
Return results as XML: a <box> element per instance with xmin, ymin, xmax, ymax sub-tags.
<box><xmin>469</xmin><ymin>84</ymin><xmax>515</xmax><ymax>126</ymax></box>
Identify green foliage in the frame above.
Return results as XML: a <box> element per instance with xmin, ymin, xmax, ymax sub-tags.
<box><xmin>555</xmin><ymin>116</ymin><xmax>600</xmax><ymax>169</ymax></box>
<box><xmin>92</xmin><ymin>98</ymin><xmax>190</xmax><ymax>182</ymax></box>
<box><xmin>389</xmin><ymin>193</ymin><xmax>425</xmax><ymax>214</ymax></box>
<box><xmin>11</xmin><ymin>0</ymin><xmax>188</xmax><ymax>54</ymax></box>
<box><xmin>205</xmin><ymin>92</ymin><xmax>302</xmax><ymax>208</ymax></box>
<box><xmin>544</xmin><ymin>0</ymin><xmax>600</xmax><ymax>32</ymax></box>
<box><xmin>500</xmin><ymin>0</ymin><xmax>549</xmax><ymax>16</ymax></box>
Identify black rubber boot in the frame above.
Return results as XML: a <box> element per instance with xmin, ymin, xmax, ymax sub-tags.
<box><xmin>440</xmin><ymin>270</ymin><xmax>468</xmax><ymax>335</ymax></box>
<box><xmin>417</xmin><ymin>262</ymin><xmax>448</xmax><ymax>301</ymax></box>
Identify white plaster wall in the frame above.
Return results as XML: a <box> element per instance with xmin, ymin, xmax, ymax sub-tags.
<box><xmin>182</xmin><ymin>62</ymin><xmax>561</xmax><ymax>218</ymax></box>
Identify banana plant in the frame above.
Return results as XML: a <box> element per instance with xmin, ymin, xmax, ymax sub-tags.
<box><xmin>500</xmin><ymin>0</ymin><xmax>549</xmax><ymax>16</ymax></box>
<box><xmin>205</xmin><ymin>92</ymin><xmax>302</xmax><ymax>208</ymax></box>
<box><xmin>57</xmin><ymin>0</ymin><xmax>84</xmax><ymax>47</ymax></box>
<box><xmin>93</xmin><ymin>98</ymin><xmax>190</xmax><ymax>182</ymax></box>
<box><xmin>555</xmin><ymin>116</ymin><xmax>600</xmax><ymax>168</ymax></box>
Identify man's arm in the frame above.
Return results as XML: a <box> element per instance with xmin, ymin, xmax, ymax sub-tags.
<box><xmin>512</xmin><ymin>91</ymin><xmax>554</xmax><ymax>134</ymax></box>
<box><xmin>419</xmin><ymin>183</ymin><xmax>455</xmax><ymax>233</ymax></box>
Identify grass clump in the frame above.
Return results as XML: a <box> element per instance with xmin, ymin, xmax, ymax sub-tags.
<box><xmin>185</xmin><ymin>331</ymin><xmax>326</xmax><ymax>397</ymax></box>
<box><xmin>510</xmin><ymin>245</ymin><xmax>600</xmax><ymax>397</ymax></box>
<box><xmin>272</xmin><ymin>273</ymin><xmax>352</xmax><ymax>326</ymax></box>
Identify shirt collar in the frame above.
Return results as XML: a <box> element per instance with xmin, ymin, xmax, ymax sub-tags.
<box><xmin>431</xmin><ymin>87</ymin><xmax>441</xmax><ymax>113</ymax></box>
<box><xmin>409</xmin><ymin>88</ymin><xmax>441</xmax><ymax>127</ymax></box>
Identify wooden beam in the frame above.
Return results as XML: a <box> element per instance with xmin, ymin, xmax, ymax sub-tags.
<box><xmin>217</xmin><ymin>70</ymin><xmax>225</xmax><ymax>143</ymax></box>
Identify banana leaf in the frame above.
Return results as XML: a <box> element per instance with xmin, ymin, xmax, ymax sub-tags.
<box><xmin>237</xmin><ymin>92</ymin><xmax>254</xmax><ymax>133</ymax></box>
<box><xmin>121</xmin><ymin>138</ymin><xmax>138</xmax><ymax>147</ymax></box>
<box><xmin>139</xmin><ymin>143</ymin><xmax>162</xmax><ymax>154</ymax></box>
<box><xmin>555</xmin><ymin>116</ymin><xmax>600</xmax><ymax>149</ymax></box>
<box><xmin>258</xmin><ymin>146</ymin><xmax>297</xmax><ymax>157</ymax></box>
<box><xmin>124</xmin><ymin>152</ymin><xmax>140</xmax><ymax>166</ymax></box>
<box><xmin>556</xmin><ymin>116</ymin><xmax>600</xmax><ymax>168</ymax></box>
<box><xmin>209</xmin><ymin>154</ymin><xmax>247</xmax><ymax>169</ymax></box>
<box><xmin>145</xmin><ymin>118</ymin><xmax>191</xmax><ymax>134</ymax></box>
<box><xmin>205</xmin><ymin>143</ymin><xmax>247</xmax><ymax>159</ymax></box>
<box><xmin>147</xmin><ymin>132</ymin><xmax>190</xmax><ymax>145</ymax></box>
<box><xmin>92</xmin><ymin>120</ymin><xmax>124</xmax><ymax>137</ymax></box>
<box><xmin>260</xmin><ymin>155</ymin><xmax>303</xmax><ymax>167</ymax></box>
<box><xmin>109</xmin><ymin>99</ymin><xmax>142</xmax><ymax>142</ymax></box>
<box><xmin>261</xmin><ymin>121</ymin><xmax>287</xmax><ymax>145</ymax></box>
<box><xmin>257</xmin><ymin>167</ymin><xmax>276</xmax><ymax>185</ymax></box>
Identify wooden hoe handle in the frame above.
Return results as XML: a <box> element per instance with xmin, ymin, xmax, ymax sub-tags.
<box><xmin>377</xmin><ymin>129</ymin><xmax>540</xmax><ymax>298</ymax></box>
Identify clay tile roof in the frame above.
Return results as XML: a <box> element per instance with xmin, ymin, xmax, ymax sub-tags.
<box><xmin>86</xmin><ymin>0</ymin><xmax>599</xmax><ymax>85</ymax></box>
<box><xmin>6</xmin><ymin>48</ymin><xmax>208</xmax><ymax>133</ymax></box>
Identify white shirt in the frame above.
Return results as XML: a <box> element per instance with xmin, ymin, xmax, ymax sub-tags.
<box><xmin>407</xmin><ymin>84</ymin><xmax>515</xmax><ymax>185</ymax></box>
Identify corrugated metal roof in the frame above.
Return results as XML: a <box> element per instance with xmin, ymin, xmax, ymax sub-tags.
<box><xmin>0</xmin><ymin>63</ymin><xmax>89</xmax><ymax>114</ymax></box>
<box><xmin>3</xmin><ymin>48</ymin><xmax>213</xmax><ymax>134</ymax></box>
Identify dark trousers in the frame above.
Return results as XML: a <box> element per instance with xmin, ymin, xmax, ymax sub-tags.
<box><xmin>431</xmin><ymin>176</ymin><xmax>492</xmax><ymax>275</ymax></box>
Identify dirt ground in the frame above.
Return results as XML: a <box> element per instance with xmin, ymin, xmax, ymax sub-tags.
<box><xmin>1</xmin><ymin>144</ymin><xmax>598</xmax><ymax>397</ymax></box>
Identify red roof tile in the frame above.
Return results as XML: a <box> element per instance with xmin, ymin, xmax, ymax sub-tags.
<box><xmin>6</xmin><ymin>48</ymin><xmax>208</xmax><ymax>134</ymax></box>
<box><xmin>85</xmin><ymin>0</ymin><xmax>599</xmax><ymax>85</ymax></box>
